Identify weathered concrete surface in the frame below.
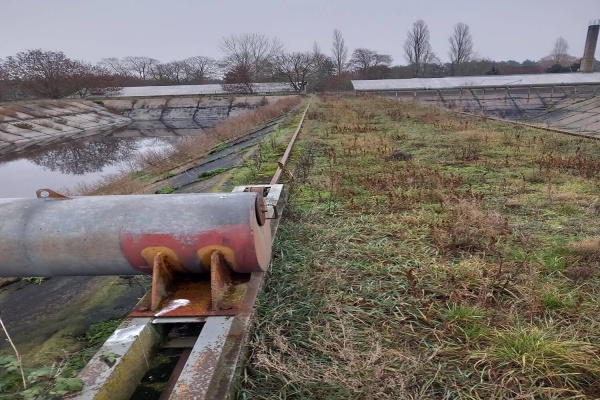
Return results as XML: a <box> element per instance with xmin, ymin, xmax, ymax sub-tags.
<box><xmin>0</xmin><ymin>100</ymin><xmax>131</xmax><ymax>157</ymax></box>
<box><xmin>0</xmin><ymin>276</ymin><xmax>149</xmax><ymax>365</ymax></box>
<box><xmin>110</xmin><ymin>82</ymin><xmax>296</xmax><ymax>97</ymax></box>
<box><xmin>389</xmin><ymin>86</ymin><xmax>600</xmax><ymax>135</ymax></box>
<box><xmin>103</xmin><ymin>95</ymin><xmax>292</xmax><ymax>135</ymax></box>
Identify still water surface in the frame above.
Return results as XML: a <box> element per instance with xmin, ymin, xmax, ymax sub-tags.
<box><xmin>0</xmin><ymin>131</ymin><xmax>181</xmax><ymax>198</ymax></box>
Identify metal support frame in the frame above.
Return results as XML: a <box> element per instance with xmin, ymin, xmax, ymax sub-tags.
<box><xmin>169</xmin><ymin>317</ymin><xmax>234</xmax><ymax>399</ymax></box>
<box><xmin>75</xmin><ymin>184</ymin><xmax>287</xmax><ymax>400</ymax></box>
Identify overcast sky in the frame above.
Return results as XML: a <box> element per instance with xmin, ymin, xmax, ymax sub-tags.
<box><xmin>1</xmin><ymin>0</ymin><xmax>598</xmax><ymax>65</ymax></box>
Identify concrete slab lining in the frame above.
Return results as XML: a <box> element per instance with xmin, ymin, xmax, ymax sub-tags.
<box><xmin>111</xmin><ymin>82</ymin><xmax>297</xmax><ymax>97</ymax></box>
<box><xmin>353</xmin><ymin>73</ymin><xmax>600</xmax><ymax>91</ymax></box>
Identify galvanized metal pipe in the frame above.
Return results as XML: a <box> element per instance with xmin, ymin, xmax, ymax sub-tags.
<box><xmin>0</xmin><ymin>192</ymin><xmax>271</xmax><ymax>277</ymax></box>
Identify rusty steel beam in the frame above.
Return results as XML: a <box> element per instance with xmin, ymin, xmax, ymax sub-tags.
<box><xmin>168</xmin><ymin>317</ymin><xmax>233</xmax><ymax>399</ymax></box>
<box><xmin>0</xmin><ymin>191</ymin><xmax>271</xmax><ymax>277</ymax></box>
<box><xmin>270</xmin><ymin>96</ymin><xmax>312</xmax><ymax>185</ymax></box>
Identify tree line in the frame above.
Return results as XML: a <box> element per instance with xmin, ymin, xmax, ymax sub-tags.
<box><xmin>0</xmin><ymin>20</ymin><xmax>587</xmax><ymax>100</ymax></box>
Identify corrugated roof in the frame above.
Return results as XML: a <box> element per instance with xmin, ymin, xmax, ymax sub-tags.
<box><xmin>112</xmin><ymin>82</ymin><xmax>297</xmax><ymax>97</ymax></box>
<box><xmin>352</xmin><ymin>73</ymin><xmax>600</xmax><ymax>91</ymax></box>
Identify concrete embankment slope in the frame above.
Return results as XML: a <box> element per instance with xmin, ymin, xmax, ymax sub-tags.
<box><xmin>102</xmin><ymin>95</ymin><xmax>295</xmax><ymax>134</ymax></box>
<box><xmin>533</xmin><ymin>96</ymin><xmax>600</xmax><ymax>132</ymax></box>
<box><xmin>393</xmin><ymin>87</ymin><xmax>600</xmax><ymax>135</ymax></box>
<box><xmin>0</xmin><ymin>101</ymin><xmax>131</xmax><ymax>157</ymax></box>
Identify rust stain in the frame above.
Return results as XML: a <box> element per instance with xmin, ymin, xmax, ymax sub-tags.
<box><xmin>210</xmin><ymin>250</ymin><xmax>231</xmax><ymax>311</ymax></box>
<box><xmin>129</xmin><ymin>274</ymin><xmax>250</xmax><ymax>318</ymax></box>
<box><xmin>142</xmin><ymin>246</ymin><xmax>183</xmax><ymax>272</ymax></box>
<box><xmin>197</xmin><ymin>245</ymin><xmax>236</xmax><ymax>269</ymax></box>
<box><xmin>120</xmin><ymin>224</ymin><xmax>263</xmax><ymax>274</ymax></box>
<box><xmin>150</xmin><ymin>252</ymin><xmax>174</xmax><ymax>311</ymax></box>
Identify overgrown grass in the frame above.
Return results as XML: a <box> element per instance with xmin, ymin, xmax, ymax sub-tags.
<box><xmin>228</xmin><ymin>113</ymin><xmax>305</xmax><ymax>187</ymax></box>
<box><xmin>238</xmin><ymin>94</ymin><xmax>600</xmax><ymax>399</ymax></box>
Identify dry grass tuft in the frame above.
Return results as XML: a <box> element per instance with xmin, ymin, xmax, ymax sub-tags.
<box><xmin>473</xmin><ymin>325</ymin><xmax>600</xmax><ymax>396</ymax></box>
<box><xmin>432</xmin><ymin>200</ymin><xmax>509</xmax><ymax>253</ymax></box>
<box><xmin>570</xmin><ymin>237</ymin><xmax>600</xmax><ymax>260</ymax></box>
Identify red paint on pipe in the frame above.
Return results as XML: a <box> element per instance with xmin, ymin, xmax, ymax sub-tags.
<box><xmin>119</xmin><ymin>224</ymin><xmax>259</xmax><ymax>274</ymax></box>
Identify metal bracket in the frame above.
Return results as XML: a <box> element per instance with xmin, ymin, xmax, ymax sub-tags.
<box><xmin>35</xmin><ymin>188</ymin><xmax>70</xmax><ymax>199</ymax></box>
<box><xmin>245</xmin><ymin>186</ymin><xmax>278</xmax><ymax>219</ymax></box>
<box><xmin>130</xmin><ymin>251</ymin><xmax>250</xmax><ymax>318</ymax></box>
<box><xmin>266</xmin><ymin>204</ymin><xmax>278</xmax><ymax>219</ymax></box>
<box><xmin>151</xmin><ymin>252</ymin><xmax>175</xmax><ymax>311</ymax></box>
<box><xmin>210</xmin><ymin>250</ymin><xmax>231</xmax><ymax>311</ymax></box>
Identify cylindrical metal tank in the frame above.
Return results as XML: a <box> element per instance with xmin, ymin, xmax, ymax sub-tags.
<box><xmin>0</xmin><ymin>192</ymin><xmax>271</xmax><ymax>277</ymax></box>
<box><xmin>581</xmin><ymin>20</ymin><xmax>600</xmax><ymax>73</ymax></box>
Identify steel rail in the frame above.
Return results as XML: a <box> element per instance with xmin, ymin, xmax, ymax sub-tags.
<box><xmin>270</xmin><ymin>95</ymin><xmax>312</xmax><ymax>185</ymax></box>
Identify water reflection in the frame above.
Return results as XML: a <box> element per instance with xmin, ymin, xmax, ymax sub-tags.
<box><xmin>28</xmin><ymin>138</ymin><xmax>140</xmax><ymax>175</ymax></box>
<box><xmin>0</xmin><ymin>136</ymin><xmax>179</xmax><ymax>198</ymax></box>
<box><xmin>0</xmin><ymin>105</ymin><xmax>233</xmax><ymax>198</ymax></box>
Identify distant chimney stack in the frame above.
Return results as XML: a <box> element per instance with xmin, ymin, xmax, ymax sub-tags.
<box><xmin>581</xmin><ymin>20</ymin><xmax>600</xmax><ymax>73</ymax></box>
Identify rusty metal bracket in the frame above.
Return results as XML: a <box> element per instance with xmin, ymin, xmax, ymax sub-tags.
<box><xmin>130</xmin><ymin>251</ymin><xmax>250</xmax><ymax>318</ymax></box>
<box><xmin>35</xmin><ymin>188</ymin><xmax>70</xmax><ymax>199</ymax></box>
<box><xmin>210</xmin><ymin>250</ymin><xmax>231</xmax><ymax>311</ymax></box>
<box><xmin>247</xmin><ymin>187</ymin><xmax>268</xmax><ymax>226</ymax></box>
<box><xmin>245</xmin><ymin>187</ymin><xmax>278</xmax><ymax>219</ymax></box>
<box><xmin>266</xmin><ymin>204</ymin><xmax>278</xmax><ymax>219</ymax></box>
<box><xmin>151</xmin><ymin>252</ymin><xmax>175</xmax><ymax>311</ymax></box>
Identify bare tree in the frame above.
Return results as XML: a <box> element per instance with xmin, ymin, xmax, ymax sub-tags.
<box><xmin>4</xmin><ymin>49</ymin><xmax>82</xmax><ymax>98</ymax></box>
<box><xmin>3</xmin><ymin>50</ymin><xmax>119</xmax><ymax>99</ymax></box>
<box><xmin>98</xmin><ymin>56</ymin><xmax>159</xmax><ymax>81</ymax></box>
<box><xmin>448</xmin><ymin>22</ymin><xmax>474</xmax><ymax>75</ymax></box>
<box><xmin>123</xmin><ymin>56</ymin><xmax>159</xmax><ymax>80</ymax></box>
<box><xmin>404</xmin><ymin>20</ymin><xmax>435</xmax><ymax>77</ymax></box>
<box><xmin>550</xmin><ymin>37</ymin><xmax>570</xmax><ymax>66</ymax></box>
<box><xmin>182</xmin><ymin>56</ymin><xmax>218</xmax><ymax>83</ymax></box>
<box><xmin>0</xmin><ymin>60</ymin><xmax>11</xmax><ymax>101</ymax></box>
<box><xmin>274</xmin><ymin>52</ymin><xmax>314</xmax><ymax>91</ymax></box>
<box><xmin>106</xmin><ymin>55</ymin><xmax>218</xmax><ymax>85</ymax></box>
<box><xmin>71</xmin><ymin>63</ymin><xmax>121</xmax><ymax>97</ymax></box>
<box><xmin>349</xmin><ymin>48</ymin><xmax>393</xmax><ymax>78</ymax></box>
<box><xmin>331</xmin><ymin>29</ymin><xmax>348</xmax><ymax>76</ymax></box>
<box><xmin>98</xmin><ymin>57</ymin><xmax>130</xmax><ymax>77</ymax></box>
<box><xmin>310</xmin><ymin>42</ymin><xmax>336</xmax><ymax>91</ymax></box>
<box><xmin>222</xmin><ymin>65</ymin><xmax>255</xmax><ymax>93</ymax></box>
<box><xmin>152</xmin><ymin>61</ymin><xmax>187</xmax><ymax>84</ymax></box>
<box><xmin>220</xmin><ymin>33</ymin><xmax>282</xmax><ymax>82</ymax></box>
